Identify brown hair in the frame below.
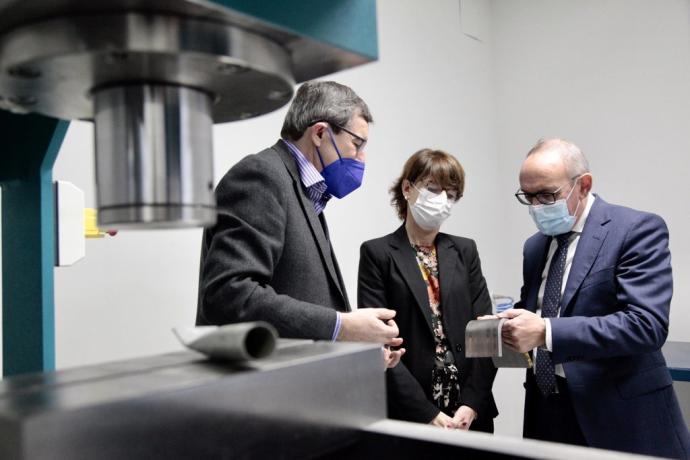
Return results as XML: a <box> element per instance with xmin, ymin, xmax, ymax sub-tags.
<box><xmin>390</xmin><ymin>149</ymin><xmax>465</xmax><ymax>220</ymax></box>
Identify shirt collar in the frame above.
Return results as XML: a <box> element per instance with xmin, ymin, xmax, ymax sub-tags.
<box><xmin>572</xmin><ymin>192</ymin><xmax>595</xmax><ymax>234</ymax></box>
<box><xmin>281</xmin><ymin>139</ymin><xmax>325</xmax><ymax>189</ymax></box>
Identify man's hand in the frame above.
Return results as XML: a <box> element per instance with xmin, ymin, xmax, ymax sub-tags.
<box><xmin>430</xmin><ymin>411</ymin><xmax>455</xmax><ymax>429</ymax></box>
<box><xmin>498</xmin><ymin>309</ymin><xmax>546</xmax><ymax>352</ymax></box>
<box><xmin>383</xmin><ymin>346</ymin><xmax>406</xmax><ymax>369</ymax></box>
<box><xmin>339</xmin><ymin>308</ymin><xmax>403</xmax><ymax>346</ymax></box>
<box><xmin>452</xmin><ymin>405</ymin><xmax>477</xmax><ymax>430</ymax></box>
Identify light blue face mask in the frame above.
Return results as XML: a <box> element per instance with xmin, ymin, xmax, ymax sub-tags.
<box><xmin>528</xmin><ymin>180</ymin><xmax>581</xmax><ymax>236</ymax></box>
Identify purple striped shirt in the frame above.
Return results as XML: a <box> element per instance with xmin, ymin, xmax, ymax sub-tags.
<box><xmin>281</xmin><ymin>139</ymin><xmax>331</xmax><ymax>215</ymax></box>
<box><xmin>281</xmin><ymin>139</ymin><xmax>340</xmax><ymax>341</ymax></box>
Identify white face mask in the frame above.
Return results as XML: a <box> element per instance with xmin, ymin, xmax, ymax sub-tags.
<box><xmin>409</xmin><ymin>184</ymin><xmax>453</xmax><ymax>231</ymax></box>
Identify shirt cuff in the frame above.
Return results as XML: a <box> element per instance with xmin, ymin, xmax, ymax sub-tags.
<box><xmin>331</xmin><ymin>311</ymin><xmax>342</xmax><ymax>341</ymax></box>
<box><xmin>544</xmin><ymin>318</ymin><xmax>553</xmax><ymax>351</ymax></box>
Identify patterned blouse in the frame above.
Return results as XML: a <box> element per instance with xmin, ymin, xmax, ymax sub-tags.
<box><xmin>413</xmin><ymin>244</ymin><xmax>461</xmax><ymax>414</ymax></box>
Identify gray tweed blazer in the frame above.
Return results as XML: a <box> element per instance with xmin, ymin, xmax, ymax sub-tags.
<box><xmin>197</xmin><ymin>140</ymin><xmax>350</xmax><ymax>340</ymax></box>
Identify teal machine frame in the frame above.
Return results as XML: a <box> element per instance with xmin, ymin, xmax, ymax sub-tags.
<box><xmin>0</xmin><ymin>0</ymin><xmax>378</xmax><ymax>377</ymax></box>
<box><xmin>1</xmin><ymin>114</ymin><xmax>69</xmax><ymax>376</ymax></box>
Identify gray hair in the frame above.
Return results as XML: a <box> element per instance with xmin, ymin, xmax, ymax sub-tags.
<box><xmin>527</xmin><ymin>138</ymin><xmax>590</xmax><ymax>177</ymax></box>
<box><xmin>280</xmin><ymin>81</ymin><xmax>373</xmax><ymax>140</ymax></box>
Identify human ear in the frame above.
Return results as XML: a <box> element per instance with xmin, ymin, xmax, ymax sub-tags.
<box><xmin>579</xmin><ymin>173</ymin><xmax>593</xmax><ymax>197</ymax></box>
<box><xmin>310</xmin><ymin>123</ymin><xmax>326</xmax><ymax>147</ymax></box>
<box><xmin>401</xmin><ymin>179</ymin><xmax>411</xmax><ymax>199</ymax></box>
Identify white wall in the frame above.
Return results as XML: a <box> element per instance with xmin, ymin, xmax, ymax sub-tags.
<box><xmin>5</xmin><ymin>0</ymin><xmax>687</xmax><ymax>439</ymax></box>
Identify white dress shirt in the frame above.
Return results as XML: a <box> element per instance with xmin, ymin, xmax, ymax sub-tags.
<box><xmin>535</xmin><ymin>193</ymin><xmax>595</xmax><ymax>378</ymax></box>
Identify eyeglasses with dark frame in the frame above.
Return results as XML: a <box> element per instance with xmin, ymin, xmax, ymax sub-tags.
<box><xmin>310</xmin><ymin>120</ymin><xmax>368</xmax><ymax>153</ymax></box>
<box><xmin>515</xmin><ymin>175</ymin><xmax>581</xmax><ymax>205</ymax></box>
<box><xmin>412</xmin><ymin>178</ymin><xmax>462</xmax><ymax>202</ymax></box>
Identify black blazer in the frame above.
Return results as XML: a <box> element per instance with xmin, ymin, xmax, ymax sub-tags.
<box><xmin>358</xmin><ymin>225</ymin><xmax>498</xmax><ymax>426</ymax></box>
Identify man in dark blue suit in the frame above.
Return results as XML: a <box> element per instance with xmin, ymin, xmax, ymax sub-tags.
<box><xmin>500</xmin><ymin>138</ymin><xmax>690</xmax><ymax>458</ymax></box>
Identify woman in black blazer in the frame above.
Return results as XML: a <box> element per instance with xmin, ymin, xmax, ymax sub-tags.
<box><xmin>358</xmin><ymin>149</ymin><xmax>497</xmax><ymax>431</ymax></box>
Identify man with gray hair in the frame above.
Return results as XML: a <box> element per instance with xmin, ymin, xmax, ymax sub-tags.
<box><xmin>197</xmin><ymin>81</ymin><xmax>403</xmax><ymax>366</ymax></box>
<box><xmin>500</xmin><ymin>138</ymin><xmax>689</xmax><ymax>457</ymax></box>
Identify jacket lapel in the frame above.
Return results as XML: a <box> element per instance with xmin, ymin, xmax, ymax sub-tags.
<box><xmin>526</xmin><ymin>233</ymin><xmax>551</xmax><ymax>312</ymax></box>
<box><xmin>321</xmin><ymin>213</ymin><xmax>351</xmax><ymax>310</ymax></box>
<box><xmin>389</xmin><ymin>225</ymin><xmax>434</xmax><ymax>334</ymax></box>
<box><xmin>272</xmin><ymin>141</ymin><xmax>347</xmax><ymax>306</ymax></box>
<box><xmin>436</xmin><ymin>234</ymin><xmax>460</xmax><ymax>320</ymax></box>
<box><xmin>436</xmin><ymin>234</ymin><xmax>464</xmax><ymax>346</ymax></box>
<box><xmin>560</xmin><ymin>197</ymin><xmax>610</xmax><ymax>315</ymax></box>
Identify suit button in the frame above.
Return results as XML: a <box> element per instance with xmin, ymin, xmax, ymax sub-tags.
<box><xmin>455</xmin><ymin>344</ymin><xmax>462</xmax><ymax>352</ymax></box>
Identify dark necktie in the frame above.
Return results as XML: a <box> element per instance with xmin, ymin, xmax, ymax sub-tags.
<box><xmin>535</xmin><ymin>232</ymin><xmax>572</xmax><ymax>396</ymax></box>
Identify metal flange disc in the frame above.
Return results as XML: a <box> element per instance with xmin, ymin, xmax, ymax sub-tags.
<box><xmin>0</xmin><ymin>13</ymin><xmax>295</xmax><ymax>121</ymax></box>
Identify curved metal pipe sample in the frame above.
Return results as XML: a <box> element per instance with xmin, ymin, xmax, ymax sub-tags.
<box><xmin>174</xmin><ymin>321</ymin><xmax>278</xmax><ymax>361</ymax></box>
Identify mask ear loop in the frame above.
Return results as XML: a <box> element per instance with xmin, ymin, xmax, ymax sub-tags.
<box><xmin>567</xmin><ymin>175</ymin><xmax>585</xmax><ymax>216</ymax></box>
<box><xmin>325</xmin><ymin>127</ymin><xmax>344</xmax><ymax>161</ymax></box>
<box><xmin>315</xmin><ymin>127</ymin><xmax>345</xmax><ymax>173</ymax></box>
<box><xmin>326</xmin><ymin>127</ymin><xmax>362</xmax><ymax>183</ymax></box>
<box><xmin>315</xmin><ymin>147</ymin><xmax>327</xmax><ymax>169</ymax></box>
<box><xmin>572</xmin><ymin>196</ymin><xmax>582</xmax><ymax>217</ymax></box>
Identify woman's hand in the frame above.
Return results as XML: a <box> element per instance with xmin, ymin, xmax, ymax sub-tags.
<box><xmin>429</xmin><ymin>411</ymin><xmax>455</xmax><ymax>429</ymax></box>
<box><xmin>383</xmin><ymin>346</ymin><xmax>406</xmax><ymax>369</ymax></box>
<box><xmin>452</xmin><ymin>405</ymin><xmax>477</xmax><ymax>430</ymax></box>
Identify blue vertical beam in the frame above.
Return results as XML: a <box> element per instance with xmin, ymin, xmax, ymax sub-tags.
<box><xmin>0</xmin><ymin>111</ymin><xmax>69</xmax><ymax>376</ymax></box>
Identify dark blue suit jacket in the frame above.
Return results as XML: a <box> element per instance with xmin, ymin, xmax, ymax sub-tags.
<box><xmin>516</xmin><ymin>196</ymin><xmax>690</xmax><ymax>458</ymax></box>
